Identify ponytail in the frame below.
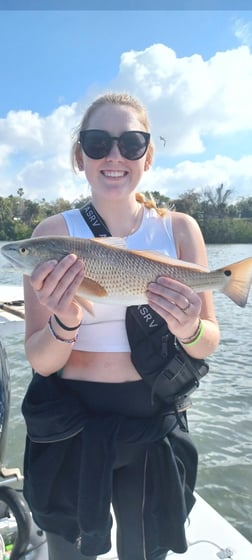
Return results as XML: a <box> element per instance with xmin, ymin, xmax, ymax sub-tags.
<box><xmin>135</xmin><ymin>192</ymin><xmax>170</xmax><ymax>217</ymax></box>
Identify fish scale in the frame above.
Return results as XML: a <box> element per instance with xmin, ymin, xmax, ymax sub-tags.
<box><xmin>80</xmin><ymin>245</ymin><xmax>224</xmax><ymax>295</ymax></box>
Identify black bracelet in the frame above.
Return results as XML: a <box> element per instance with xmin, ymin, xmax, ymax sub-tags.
<box><xmin>53</xmin><ymin>314</ymin><xmax>81</xmax><ymax>331</ymax></box>
<box><xmin>48</xmin><ymin>316</ymin><xmax>78</xmax><ymax>344</ymax></box>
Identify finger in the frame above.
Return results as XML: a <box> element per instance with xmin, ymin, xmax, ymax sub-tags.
<box><xmin>147</xmin><ymin>297</ymin><xmax>180</xmax><ymax>331</ymax></box>
<box><xmin>148</xmin><ymin>279</ymin><xmax>201</xmax><ymax>315</ymax></box>
<box><xmin>50</xmin><ymin>265</ymin><xmax>86</xmax><ymax>313</ymax></box>
<box><xmin>147</xmin><ymin>286</ymin><xmax>202</xmax><ymax>330</ymax></box>
<box><xmin>156</xmin><ymin>276</ymin><xmax>191</xmax><ymax>295</ymax></box>
<box><xmin>148</xmin><ymin>282</ymin><xmax>192</xmax><ymax>313</ymax></box>
<box><xmin>43</xmin><ymin>254</ymin><xmax>79</xmax><ymax>289</ymax></box>
<box><xmin>30</xmin><ymin>254</ymin><xmax>79</xmax><ymax>291</ymax></box>
<box><xmin>32</xmin><ymin>255</ymin><xmax>84</xmax><ymax>306</ymax></box>
<box><xmin>40</xmin><ymin>259</ymin><xmax>84</xmax><ymax>306</ymax></box>
<box><xmin>147</xmin><ymin>290</ymin><xmax>179</xmax><ymax>319</ymax></box>
<box><xmin>30</xmin><ymin>260</ymin><xmax>58</xmax><ymax>290</ymax></box>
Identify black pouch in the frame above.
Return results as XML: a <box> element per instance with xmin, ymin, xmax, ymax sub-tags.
<box><xmin>126</xmin><ymin>305</ymin><xmax>209</xmax><ymax>407</ymax></box>
<box><xmin>150</xmin><ymin>341</ymin><xmax>209</xmax><ymax>404</ymax></box>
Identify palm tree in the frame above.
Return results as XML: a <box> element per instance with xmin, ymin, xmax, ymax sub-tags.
<box><xmin>203</xmin><ymin>183</ymin><xmax>232</xmax><ymax>217</ymax></box>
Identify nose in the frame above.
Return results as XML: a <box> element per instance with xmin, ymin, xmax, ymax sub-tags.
<box><xmin>105</xmin><ymin>139</ymin><xmax>122</xmax><ymax>160</ymax></box>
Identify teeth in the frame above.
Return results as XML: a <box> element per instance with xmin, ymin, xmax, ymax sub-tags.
<box><xmin>103</xmin><ymin>171</ymin><xmax>125</xmax><ymax>177</ymax></box>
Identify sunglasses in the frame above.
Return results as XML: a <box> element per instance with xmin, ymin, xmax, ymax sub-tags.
<box><xmin>79</xmin><ymin>129</ymin><xmax>150</xmax><ymax>160</ymax></box>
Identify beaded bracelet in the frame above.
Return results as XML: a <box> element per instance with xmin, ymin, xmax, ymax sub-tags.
<box><xmin>178</xmin><ymin>319</ymin><xmax>204</xmax><ymax>347</ymax></box>
<box><xmin>54</xmin><ymin>314</ymin><xmax>81</xmax><ymax>331</ymax></box>
<box><xmin>48</xmin><ymin>316</ymin><xmax>79</xmax><ymax>344</ymax></box>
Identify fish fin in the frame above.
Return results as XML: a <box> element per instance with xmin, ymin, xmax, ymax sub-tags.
<box><xmin>129</xmin><ymin>249</ymin><xmax>209</xmax><ymax>272</ymax></box>
<box><xmin>92</xmin><ymin>237</ymin><xmax>128</xmax><ymax>249</ymax></box>
<box><xmin>75</xmin><ymin>275</ymin><xmax>108</xmax><ymax>314</ymax></box>
<box><xmin>219</xmin><ymin>257</ymin><xmax>252</xmax><ymax>307</ymax></box>
<box><xmin>78</xmin><ymin>277</ymin><xmax>108</xmax><ymax>299</ymax></box>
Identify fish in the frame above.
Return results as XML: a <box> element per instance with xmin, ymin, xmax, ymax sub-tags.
<box><xmin>1</xmin><ymin>236</ymin><xmax>252</xmax><ymax>308</ymax></box>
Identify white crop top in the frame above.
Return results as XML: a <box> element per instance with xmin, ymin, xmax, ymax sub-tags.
<box><xmin>62</xmin><ymin>206</ymin><xmax>178</xmax><ymax>352</ymax></box>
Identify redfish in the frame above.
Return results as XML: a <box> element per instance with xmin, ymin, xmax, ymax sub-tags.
<box><xmin>1</xmin><ymin>236</ymin><xmax>252</xmax><ymax>307</ymax></box>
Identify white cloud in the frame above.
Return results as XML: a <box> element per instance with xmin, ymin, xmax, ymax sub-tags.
<box><xmin>0</xmin><ymin>144</ymin><xmax>13</xmax><ymax>167</ymax></box>
<box><xmin>1</xmin><ymin>42</ymin><xmax>252</xmax><ymax>202</ymax></box>
<box><xmin>14</xmin><ymin>157</ymin><xmax>89</xmax><ymax>202</ymax></box>
<box><xmin>114</xmin><ymin>43</ymin><xmax>252</xmax><ymax>154</ymax></box>
<box><xmin>0</xmin><ymin>102</ymin><xmax>81</xmax><ymax>157</ymax></box>
<box><xmin>140</xmin><ymin>155</ymin><xmax>252</xmax><ymax>201</ymax></box>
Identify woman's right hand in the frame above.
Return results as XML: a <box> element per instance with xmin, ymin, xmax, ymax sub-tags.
<box><xmin>29</xmin><ymin>253</ymin><xmax>86</xmax><ymax>327</ymax></box>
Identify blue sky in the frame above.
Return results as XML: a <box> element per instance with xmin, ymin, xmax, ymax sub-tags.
<box><xmin>1</xmin><ymin>9</ymin><xmax>252</xmax><ymax>202</ymax></box>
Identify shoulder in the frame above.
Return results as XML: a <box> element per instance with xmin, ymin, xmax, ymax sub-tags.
<box><xmin>171</xmin><ymin>212</ymin><xmax>207</xmax><ymax>264</ymax></box>
<box><xmin>32</xmin><ymin>213</ymin><xmax>69</xmax><ymax>237</ymax></box>
<box><xmin>172</xmin><ymin>211</ymin><xmax>202</xmax><ymax>237</ymax></box>
<box><xmin>32</xmin><ymin>208</ymin><xmax>93</xmax><ymax>239</ymax></box>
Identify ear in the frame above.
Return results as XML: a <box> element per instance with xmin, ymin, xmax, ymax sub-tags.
<box><xmin>144</xmin><ymin>157</ymin><xmax>151</xmax><ymax>171</ymax></box>
<box><xmin>144</xmin><ymin>144</ymin><xmax>153</xmax><ymax>171</ymax></box>
<box><xmin>75</xmin><ymin>143</ymin><xmax>85</xmax><ymax>171</ymax></box>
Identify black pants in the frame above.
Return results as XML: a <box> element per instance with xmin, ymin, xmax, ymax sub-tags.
<box><xmin>46</xmin><ymin>439</ymin><xmax>172</xmax><ymax>560</ymax></box>
<box><xmin>46</xmin><ymin>531</ymin><xmax>96</xmax><ymax>559</ymax></box>
<box><xmin>112</xmin><ymin>442</ymin><xmax>168</xmax><ymax>560</ymax></box>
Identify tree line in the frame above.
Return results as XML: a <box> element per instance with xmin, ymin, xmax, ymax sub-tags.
<box><xmin>0</xmin><ymin>184</ymin><xmax>252</xmax><ymax>243</ymax></box>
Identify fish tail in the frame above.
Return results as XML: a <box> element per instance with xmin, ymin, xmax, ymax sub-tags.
<box><xmin>219</xmin><ymin>257</ymin><xmax>252</xmax><ymax>307</ymax></box>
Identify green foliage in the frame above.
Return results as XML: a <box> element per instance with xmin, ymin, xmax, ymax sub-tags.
<box><xmin>202</xmin><ymin>218</ymin><xmax>252</xmax><ymax>243</ymax></box>
<box><xmin>236</xmin><ymin>197</ymin><xmax>252</xmax><ymax>218</ymax></box>
<box><xmin>172</xmin><ymin>189</ymin><xmax>202</xmax><ymax>216</ymax></box>
<box><xmin>0</xmin><ymin>187</ymin><xmax>252</xmax><ymax>243</ymax></box>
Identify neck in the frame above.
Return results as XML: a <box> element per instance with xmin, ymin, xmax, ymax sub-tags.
<box><xmin>90</xmin><ymin>195</ymin><xmax>143</xmax><ymax>237</ymax></box>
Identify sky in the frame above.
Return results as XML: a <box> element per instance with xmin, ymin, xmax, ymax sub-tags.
<box><xmin>0</xmin><ymin>6</ymin><xmax>252</xmax><ymax>203</ymax></box>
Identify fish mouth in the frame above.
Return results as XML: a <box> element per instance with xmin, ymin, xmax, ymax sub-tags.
<box><xmin>1</xmin><ymin>248</ymin><xmax>27</xmax><ymax>270</ymax></box>
<box><xmin>1</xmin><ymin>248</ymin><xmax>15</xmax><ymax>263</ymax></box>
<box><xmin>1</xmin><ymin>246</ymin><xmax>29</xmax><ymax>270</ymax></box>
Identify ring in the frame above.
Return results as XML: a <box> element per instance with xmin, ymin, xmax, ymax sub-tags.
<box><xmin>182</xmin><ymin>301</ymin><xmax>190</xmax><ymax>312</ymax></box>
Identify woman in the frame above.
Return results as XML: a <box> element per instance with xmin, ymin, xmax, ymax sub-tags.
<box><xmin>22</xmin><ymin>92</ymin><xmax>220</xmax><ymax>560</ymax></box>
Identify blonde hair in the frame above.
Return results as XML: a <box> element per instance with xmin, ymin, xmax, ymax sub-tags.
<box><xmin>135</xmin><ymin>192</ymin><xmax>168</xmax><ymax>217</ymax></box>
<box><xmin>72</xmin><ymin>92</ymin><xmax>168</xmax><ymax>216</ymax></box>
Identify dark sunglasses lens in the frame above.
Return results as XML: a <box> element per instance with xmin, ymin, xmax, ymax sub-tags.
<box><xmin>80</xmin><ymin>131</ymin><xmax>111</xmax><ymax>159</ymax></box>
<box><xmin>119</xmin><ymin>132</ymin><xmax>150</xmax><ymax>160</ymax></box>
<box><xmin>79</xmin><ymin>130</ymin><xmax>150</xmax><ymax>160</ymax></box>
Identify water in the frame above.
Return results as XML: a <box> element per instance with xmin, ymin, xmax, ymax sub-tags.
<box><xmin>0</xmin><ymin>242</ymin><xmax>252</xmax><ymax>542</ymax></box>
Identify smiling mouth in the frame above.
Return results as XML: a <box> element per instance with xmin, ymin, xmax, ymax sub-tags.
<box><xmin>101</xmin><ymin>171</ymin><xmax>127</xmax><ymax>178</ymax></box>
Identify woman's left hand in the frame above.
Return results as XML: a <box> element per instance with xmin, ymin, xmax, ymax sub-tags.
<box><xmin>147</xmin><ymin>276</ymin><xmax>202</xmax><ymax>340</ymax></box>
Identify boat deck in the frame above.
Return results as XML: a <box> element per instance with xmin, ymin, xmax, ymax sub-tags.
<box><xmin>0</xmin><ymin>285</ymin><xmax>25</xmax><ymax>335</ymax></box>
<box><xmin>98</xmin><ymin>494</ymin><xmax>252</xmax><ymax>559</ymax></box>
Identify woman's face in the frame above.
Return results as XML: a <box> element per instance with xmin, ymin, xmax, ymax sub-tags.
<box><xmin>79</xmin><ymin>104</ymin><xmax>151</xmax><ymax>202</ymax></box>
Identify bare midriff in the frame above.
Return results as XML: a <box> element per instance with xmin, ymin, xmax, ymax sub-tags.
<box><xmin>62</xmin><ymin>350</ymin><xmax>142</xmax><ymax>382</ymax></box>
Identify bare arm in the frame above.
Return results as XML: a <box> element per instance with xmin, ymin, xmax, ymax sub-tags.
<box><xmin>147</xmin><ymin>212</ymin><xmax>220</xmax><ymax>359</ymax></box>
<box><xmin>24</xmin><ymin>214</ymin><xmax>85</xmax><ymax>375</ymax></box>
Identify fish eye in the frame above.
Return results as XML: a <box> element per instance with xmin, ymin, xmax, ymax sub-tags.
<box><xmin>19</xmin><ymin>247</ymin><xmax>29</xmax><ymax>255</ymax></box>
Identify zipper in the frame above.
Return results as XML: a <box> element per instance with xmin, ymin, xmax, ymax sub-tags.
<box><xmin>141</xmin><ymin>449</ymin><xmax>148</xmax><ymax>560</ymax></box>
<box><xmin>161</xmin><ymin>334</ymin><xmax>170</xmax><ymax>358</ymax></box>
